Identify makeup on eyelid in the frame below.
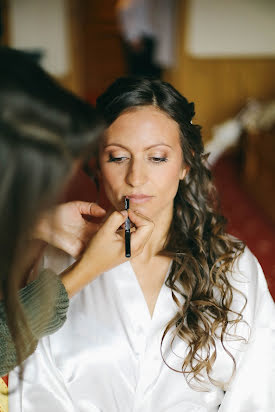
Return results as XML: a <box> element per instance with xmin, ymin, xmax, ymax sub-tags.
<box><xmin>106</xmin><ymin>152</ymin><xmax>169</xmax><ymax>163</ymax></box>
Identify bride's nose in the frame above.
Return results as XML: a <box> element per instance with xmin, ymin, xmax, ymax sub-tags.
<box><xmin>125</xmin><ymin>158</ymin><xmax>147</xmax><ymax>187</ymax></box>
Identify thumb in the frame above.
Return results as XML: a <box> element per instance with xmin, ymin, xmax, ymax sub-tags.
<box><xmin>76</xmin><ymin>201</ymin><xmax>106</xmax><ymax>217</ymax></box>
<box><xmin>101</xmin><ymin>210</ymin><xmax>128</xmax><ymax>233</ymax></box>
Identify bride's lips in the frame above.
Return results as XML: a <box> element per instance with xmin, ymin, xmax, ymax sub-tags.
<box><xmin>127</xmin><ymin>194</ymin><xmax>153</xmax><ymax>204</ymax></box>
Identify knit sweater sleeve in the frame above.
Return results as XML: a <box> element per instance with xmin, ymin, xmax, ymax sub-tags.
<box><xmin>0</xmin><ymin>269</ymin><xmax>69</xmax><ymax>376</ymax></box>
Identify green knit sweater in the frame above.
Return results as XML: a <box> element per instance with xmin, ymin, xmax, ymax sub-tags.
<box><xmin>0</xmin><ymin>269</ymin><xmax>69</xmax><ymax>376</ymax></box>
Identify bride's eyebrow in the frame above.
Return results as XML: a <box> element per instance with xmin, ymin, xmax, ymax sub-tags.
<box><xmin>103</xmin><ymin>143</ymin><xmax>172</xmax><ymax>150</ymax></box>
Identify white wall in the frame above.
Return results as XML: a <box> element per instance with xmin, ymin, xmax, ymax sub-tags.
<box><xmin>9</xmin><ymin>0</ymin><xmax>69</xmax><ymax>76</ymax></box>
<box><xmin>186</xmin><ymin>0</ymin><xmax>275</xmax><ymax>57</ymax></box>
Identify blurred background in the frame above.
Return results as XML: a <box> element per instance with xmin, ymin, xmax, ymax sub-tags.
<box><xmin>0</xmin><ymin>0</ymin><xmax>274</xmax><ymax>298</ymax></box>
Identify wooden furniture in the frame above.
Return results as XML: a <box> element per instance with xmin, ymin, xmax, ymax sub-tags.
<box><xmin>241</xmin><ymin>128</ymin><xmax>275</xmax><ymax>224</ymax></box>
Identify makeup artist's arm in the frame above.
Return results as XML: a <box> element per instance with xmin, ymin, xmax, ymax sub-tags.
<box><xmin>0</xmin><ymin>209</ymin><xmax>153</xmax><ymax>376</ymax></box>
<box><xmin>33</xmin><ymin>201</ymin><xmax>106</xmax><ymax>258</ymax></box>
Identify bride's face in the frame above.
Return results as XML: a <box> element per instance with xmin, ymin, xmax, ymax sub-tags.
<box><xmin>99</xmin><ymin>106</ymin><xmax>187</xmax><ymax>221</ymax></box>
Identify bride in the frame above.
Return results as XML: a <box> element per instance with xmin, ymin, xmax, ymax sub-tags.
<box><xmin>9</xmin><ymin>77</ymin><xmax>275</xmax><ymax>412</ymax></box>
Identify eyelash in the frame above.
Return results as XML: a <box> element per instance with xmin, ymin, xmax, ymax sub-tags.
<box><xmin>107</xmin><ymin>155</ymin><xmax>127</xmax><ymax>163</ymax></box>
<box><xmin>107</xmin><ymin>155</ymin><xmax>168</xmax><ymax>164</ymax></box>
<box><xmin>151</xmin><ymin>157</ymin><xmax>168</xmax><ymax>163</ymax></box>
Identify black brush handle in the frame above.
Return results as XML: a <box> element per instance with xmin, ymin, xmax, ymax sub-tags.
<box><xmin>124</xmin><ymin>197</ymin><xmax>131</xmax><ymax>258</ymax></box>
<box><xmin>125</xmin><ymin>229</ymin><xmax>131</xmax><ymax>258</ymax></box>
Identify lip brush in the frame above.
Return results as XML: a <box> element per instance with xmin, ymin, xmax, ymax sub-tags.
<box><xmin>124</xmin><ymin>197</ymin><xmax>131</xmax><ymax>258</ymax></box>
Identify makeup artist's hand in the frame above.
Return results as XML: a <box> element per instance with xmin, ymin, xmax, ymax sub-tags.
<box><xmin>33</xmin><ymin>201</ymin><xmax>106</xmax><ymax>258</ymax></box>
<box><xmin>85</xmin><ymin>208</ymin><xmax>154</xmax><ymax>270</ymax></box>
<box><xmin>60</xmin><ymin>209</ymin><xmax>154</xmax><ymax>297</ymax></box>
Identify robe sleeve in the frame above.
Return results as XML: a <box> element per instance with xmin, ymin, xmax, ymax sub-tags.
<box><xmin>0</xmin><ymin>268</ymin><xmax>69</xmax><ymax>377</ymax></box>
<box><xmin>219</xmin><ymin>249</ymin><xmax>275</xmax><ymax>411</ymax></box>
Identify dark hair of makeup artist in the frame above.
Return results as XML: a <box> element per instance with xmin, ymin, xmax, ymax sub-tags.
<box><xmin>0</xmin><ymin>47</ymin><xmax>104</xmax><ymax>371</ymax></box>
<box><xmin>96</xmin><ymin>77</ymin><xmax>246</xmax><ymax>388</ymax></box>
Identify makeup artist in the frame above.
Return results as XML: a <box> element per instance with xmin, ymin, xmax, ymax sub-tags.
<box><xmin>0</xmin><ymin>47</ymin><xmax>153</xmax><ymax>377</ymax></box>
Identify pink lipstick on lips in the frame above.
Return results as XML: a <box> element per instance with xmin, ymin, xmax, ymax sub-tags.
<box><xmin>128</xmin><ymin>194</ymin><xmax>152</xmax><ymax>204</ymax></box>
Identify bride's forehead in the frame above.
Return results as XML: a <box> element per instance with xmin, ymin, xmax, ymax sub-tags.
<box><xmin>104</xmin><ymin>107</ymin><xmax>180</xmax><ymax>143</ymax></box>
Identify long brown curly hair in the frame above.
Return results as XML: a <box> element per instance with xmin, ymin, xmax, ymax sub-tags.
<box><xmin>96</xmin><ymin>77</ymin><xmax>247</xmax><ymax>388</ymax></box>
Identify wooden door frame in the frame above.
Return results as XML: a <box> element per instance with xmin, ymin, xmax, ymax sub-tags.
<box><xmin>0</xmin><ymin>0</ymin><xmax>10</xmax><ymax>46</ymax></box>
<box><xmin>65</xmin><ymin>0</ymin><xmax>88</xmax><ymax>97</ymax></box>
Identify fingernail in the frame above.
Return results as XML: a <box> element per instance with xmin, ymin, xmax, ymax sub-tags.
<box><xmin>120</xmin><ymin>210</ymin><xmax>127</xmax><ymax>217</ymax></box>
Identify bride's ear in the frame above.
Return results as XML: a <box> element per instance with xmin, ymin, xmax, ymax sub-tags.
<box><xmin>180</xmin><ymin>165</ymin><xmax>190</xmax><ymax>180</ymax></box>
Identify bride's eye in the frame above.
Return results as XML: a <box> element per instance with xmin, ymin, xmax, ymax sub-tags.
<box><xmin>107</xmin><ymin>154</ymin><xmax>128</xmax><ymax>163</ymax></box>
<box><xmin>150</xmin><ymin>157</ymin><xmax>168</xmax><ymax>163</ymax></box>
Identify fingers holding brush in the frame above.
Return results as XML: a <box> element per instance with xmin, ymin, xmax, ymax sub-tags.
<box><xmin>127</xmin><ymin>209</ymin><xmax>154</xmax><ymax>256</ymax></box>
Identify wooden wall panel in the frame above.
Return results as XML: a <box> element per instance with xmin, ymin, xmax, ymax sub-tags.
<box><xmin>82</xmin><ymin>0</ymin><xmax>126</xmax><ymax>101</ymax></box>
<box><xmin>66</xmin><ymin>0</ymin><xmax>88</xmax><ymax>97</ymax></box>
<box><xmin>165</xmin><ymin>0</ymin><xmax>275</xmax><ymax>142</ymax></box>
<box><xmin>61</xmin><ymin>0</ymin><xmax>127</xmax><ymax>99</ymax></box>
<box><xmin>0</xmin><ymin>0</ymin><xmax>10</xmax><ymax>45</ymax></box>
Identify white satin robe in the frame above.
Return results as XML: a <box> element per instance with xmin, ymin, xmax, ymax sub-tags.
<box><xmin>9</xmin><ymin>247</ymin><xmax>275</xmax><ymax>412</ymax></box>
